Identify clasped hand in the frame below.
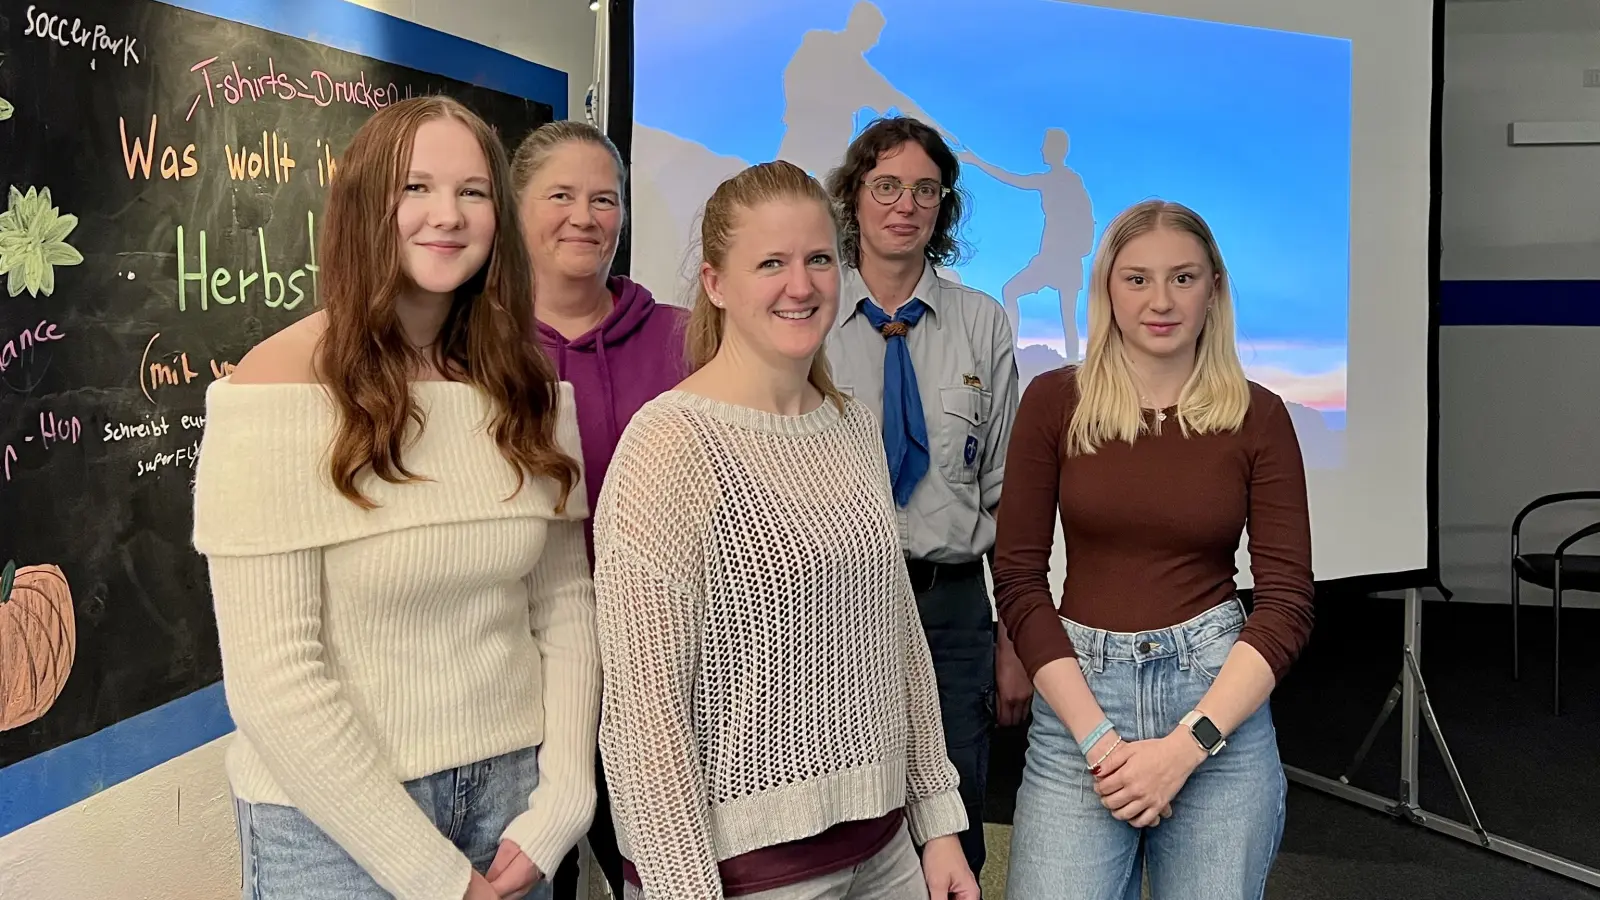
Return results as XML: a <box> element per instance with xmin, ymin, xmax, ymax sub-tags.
<box><xmin>464</xmin><ymin>841</ymin><xmax>542</xmax><ymax>900</ymax></box>
<box><xmin>1091</xmin><ymin>731</ymin><xmax>1206</xmax><ymax>828</ymax></box>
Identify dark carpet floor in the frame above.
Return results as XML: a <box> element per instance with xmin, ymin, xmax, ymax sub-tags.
<box><xmin>984</xmin><ymin>594</ymin><xmax>1600</xmax><ymax>899</ymax></box>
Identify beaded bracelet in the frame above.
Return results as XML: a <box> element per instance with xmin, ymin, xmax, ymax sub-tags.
<box><xmin>1088</xmin><ymin>737</ymin><xmax>1122</xmax><ymax>771</ymax></box>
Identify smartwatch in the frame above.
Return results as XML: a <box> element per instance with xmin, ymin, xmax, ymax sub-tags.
<box><xmin>1180</xmin><ymin>710</ymin><xmax>1226</xmax><ymax>757</ymax></box>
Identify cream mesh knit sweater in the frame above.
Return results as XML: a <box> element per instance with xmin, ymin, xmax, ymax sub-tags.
<box><xmin>592</xmin><ymin>390</ymin><xmax>967</xmax><ymax>900</ymax></box>
<box><xmin>192</xmin><ymin>378</ymin><xmax>601</xmax><ymax>900</ymax></box>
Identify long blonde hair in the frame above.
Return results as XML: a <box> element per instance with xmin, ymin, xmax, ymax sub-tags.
<box><xmin>684</xmin><ymin>160</ymin><xmax>846</xmax><ymax>410</ymax></box>
<box><xmin>1066</xmin><ymin>198</ymin><xmax>1250</xmax><ymax>456</ymax></box>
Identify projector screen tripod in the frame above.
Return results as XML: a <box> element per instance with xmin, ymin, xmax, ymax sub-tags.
<box><xmin>1283</xmin><ymin>588</ymin><xmax>1600</xmax><ymax>889</ymax></box>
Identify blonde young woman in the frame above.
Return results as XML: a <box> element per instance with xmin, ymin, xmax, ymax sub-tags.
<box><xmin>992</xmin><ymin>199</ymin><xmax>1314</xmax><ymax>899</ymax></box>
<box><xmin>591</xmin><ymin>160</ymin><xmax>978</xmax><ymax>900</ymax></box>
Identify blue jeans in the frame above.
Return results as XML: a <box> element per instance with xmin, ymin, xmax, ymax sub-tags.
<box><xmin>235</xmin><ymin>746</ymin><xmax>555</xmax><ymax>900</ymax></box>
<box><xmin>1006</xmin><ymin>599</ymin><xmax>1287</xmax><ymax>900</ymax></box>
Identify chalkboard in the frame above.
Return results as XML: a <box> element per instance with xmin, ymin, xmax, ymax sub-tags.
<box><xmin>0</xmin><ymin>0</ymin><xmax>554</xmax><ymax>768</ymax></box>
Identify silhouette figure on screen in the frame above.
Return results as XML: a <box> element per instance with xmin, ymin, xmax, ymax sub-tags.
<box><xmin>778</xmin><ymin>1</ymin><xmax>959</xmax><ymax>178</ymax></box>
<box><xmin>960</xmin><ymin>128</ymin><xmax>1094</xmax><ymax>359</ymax></box>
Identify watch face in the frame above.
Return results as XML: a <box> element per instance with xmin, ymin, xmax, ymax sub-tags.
<box><xmin>1193</xmin><ymin>716</ymin><xmax>1223</xmax><ymax>749</ymax></box>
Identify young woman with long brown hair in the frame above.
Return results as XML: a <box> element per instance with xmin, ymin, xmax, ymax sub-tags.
<box><xmin>591</xmin><ymin>160</ymin><xmax>978</xmax><ymax>900</ymax></box>
<box><xmin>192</xmin><ymin>97</ymin><xmax>600</xmax><ymax>900</ymax></box>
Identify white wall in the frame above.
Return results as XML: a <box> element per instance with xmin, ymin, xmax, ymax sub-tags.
<box><xmin>1441</xmin><ymin>0</ymin><xmax>1600</xmax><ymax>279</ymax></box>
<box><xmin>1438</xmin><ymin>0</ymin><xmax>1600</xmax><ymax>608</ymax></box>
<box><xmin>356</xmin><ymin>0</ymin><xmax>598</xmax><ymax>122</ymax></box>
<box><xmin>0</xmin><ymin>3</ymin><xmax>598</xmax><ymax>898</ymax></box>
<box><xmin>0</xmin><ymin>741</ymin><xmax>236</xmax><ymax>900</ymax></box>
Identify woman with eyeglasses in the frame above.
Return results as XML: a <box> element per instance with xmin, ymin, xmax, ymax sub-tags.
<box><xmin>820</xmin><ymin>115</ymin><xmax>1023</xmax><ymax>885</ymax></box>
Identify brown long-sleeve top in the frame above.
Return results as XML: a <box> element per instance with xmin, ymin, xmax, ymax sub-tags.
<box><xmin>992</xmin><ymin>367</ymin><xmax>1315</xmax><ymax>682</ymax></box>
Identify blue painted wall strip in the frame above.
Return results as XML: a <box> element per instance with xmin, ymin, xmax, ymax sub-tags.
<box><xmin>0</xmin><ymin>683</ymin><xmax>234</xmax><ymax>838</ymax></box>
<box><xmin>1441</xmin><ymin>280</ymin><xmax>1600</xmax><ymax>327</ymax></box>
<box><xmin>0</xmin><ymin>0</ymin><xmax>566</xmax><ymax>839</ymax></box>
<box><xmin>156</xmin><ymin>0</ymin><xmax>569</xmax><ymax>118</ymax></box>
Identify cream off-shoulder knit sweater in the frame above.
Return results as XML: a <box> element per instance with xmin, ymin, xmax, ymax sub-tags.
<box><xmin>192</xmin><ymin>377</ymin><xmax>601</xmax><ymax>900</ymax></box>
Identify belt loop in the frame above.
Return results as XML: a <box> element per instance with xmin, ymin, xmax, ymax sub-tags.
<box><xmin>1172</xmin><ymin>620</ymin><xmax>1191</xmax><ymax>672</ymax></box>
<box><xmin>1093</xmin><ymin>628</ymin><xmax>1107</xmax><ymax>674</ymax></box>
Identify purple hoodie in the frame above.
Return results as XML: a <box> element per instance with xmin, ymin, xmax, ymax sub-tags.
<box><xmin>538</xmin><ymin>276</ymin><xmax>690</xmax><ymax>558</ymax></box>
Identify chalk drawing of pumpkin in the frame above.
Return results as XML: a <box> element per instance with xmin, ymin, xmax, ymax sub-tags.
<box><xmin>0</xmin><ymin>559</ymin><xmax>77</xmax><ymax>731</ymax></box>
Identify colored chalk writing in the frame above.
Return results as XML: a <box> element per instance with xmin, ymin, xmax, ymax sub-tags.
<box><xmin>134</xmin><ymin>438</ymin><xmax>200</xmax><ymax>478</ymax></box>
<box><xmin>224</xmin><ymin>132</ymin><xmax>297</xmax><ymax>184</ymax></box>
<box><xmin>102</xmin><ymin>414</ymin><xmax>171</xmax><ymax>443</ymax></box>
<box><xmin>187</xmin><ymin>55</ymin><xmax>415</xmax><ymax>121</ymax></box>
<box><xmin>137</xmin><ymin>333</ymin><xmax>236</xmax><ymax>404</ymax></box>
<box><xmin>0</xmin><ymin>0</ymin><xmax>555</xmax><ymax>772</ymax></box>
<box><xmin>0</xmin><ymin>318</ymin><xmax>65</xmax><ymax>375</ymax></box>
<box><xmin>119</xmin><ymin>115</ymin><xmax>199</xmax><ymax>181</ymax></box>
<box><xmin>2</xmin><ymin>411</ymin><xmax>81</xmax><ymax>483</ymax></box>
<box><xmin>314</xmin><ymin>138</ymin><xmax>339</xmax><ymax>187</ymax></box>
<box><xmin>174</xmin><ymin>211</ymin><xmax>319</xmax><ymax>313</ymax></box>
<box><xmin>21</xmin><ymin>4</ymin><xmax>141</xmax><ymax>68</ymax></box>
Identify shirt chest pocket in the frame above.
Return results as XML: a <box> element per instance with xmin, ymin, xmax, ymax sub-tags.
<box><xmin>934</xmin><ymin>385</ymin><xmax>990</xmax><ymax>484</ymax></box>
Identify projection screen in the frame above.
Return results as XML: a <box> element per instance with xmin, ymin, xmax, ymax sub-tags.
<box><xmin>620</xmin><ymin>0</ymin><xmax>1437</xmax><ymax>589</ymax></box>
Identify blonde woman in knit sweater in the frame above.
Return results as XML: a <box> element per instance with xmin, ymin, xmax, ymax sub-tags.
<box><xmin>191</xmin><ymin>97</ymin><xmax>601</xmax><ymax>900</ymax></box>
<box><xmin>591</xmin><ymin>160</ymin><xmax>979</xmax><ymax>900</ymax></box>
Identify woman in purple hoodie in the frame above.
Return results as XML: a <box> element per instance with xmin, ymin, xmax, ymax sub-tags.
<box><xmin>512</xmin><ymin>120</ymin><xmax>688</xmax><ymax>900</ymax></box>
<box><xmin>514</xmin><ymin>121</ymin><xmax>690</xmax><ymax>554</ymax></box>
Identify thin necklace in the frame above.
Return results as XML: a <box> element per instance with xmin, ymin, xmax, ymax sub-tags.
<box><xmin>1131</xmin><ymin>371</ymin><xmax>1170</xmax><ymax>422</ymax></box>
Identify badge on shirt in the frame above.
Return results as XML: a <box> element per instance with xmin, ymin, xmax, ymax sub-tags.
<box><xmin>962</xmin><ymin>373</ymin><xmax>984</xmax><ymax>389</ymax></box>
<box><xmin>964</xmin><ymin>434</ymin><xmax>979</xmax><ymax>468</ymax></box>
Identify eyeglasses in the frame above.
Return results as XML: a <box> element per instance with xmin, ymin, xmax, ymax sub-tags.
<box><xmin>865</xmin><ymin>177</ymin><xmax>950</xmax><ymax>209</ymax></box>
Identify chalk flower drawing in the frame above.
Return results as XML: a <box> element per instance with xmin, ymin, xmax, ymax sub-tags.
<box><xmin>0</xmin><ymin>186</ymin><xmax>84</xmax><ymax>297</ymax></box>
<box><xmin>0</xmin><ymin>98</ymin><xmax>12</xmax><ymax>121</ymax></box>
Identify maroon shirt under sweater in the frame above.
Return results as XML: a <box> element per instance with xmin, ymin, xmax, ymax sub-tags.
<box><xmin>622</xmin><ymin>809</ymin><xmax>904</xmax><ymax>897</ymax></box>
<box><xmin>992</xmin><ymin>367</ymin><xmax>1315</xmax><ymax>681</ymax></box>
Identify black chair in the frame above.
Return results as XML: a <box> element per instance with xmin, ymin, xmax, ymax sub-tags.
<box><xmin>1510</xmin><ymin>491</ymin><xmax>1600</xmax><ymax>714</ymax></box>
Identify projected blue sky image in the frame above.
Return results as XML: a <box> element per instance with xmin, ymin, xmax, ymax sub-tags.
<box><xmin>634</xmin><ymin>0</ymin><xmax>1352</xmax><ymax>420</ymax></box>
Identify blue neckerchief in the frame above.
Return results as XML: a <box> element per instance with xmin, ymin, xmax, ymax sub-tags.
<box><xmin>859</xmin><ymin>298</ymin><xmax>930</xmax><ymax>507</ymax></box>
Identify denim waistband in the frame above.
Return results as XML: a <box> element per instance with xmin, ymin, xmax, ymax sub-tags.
<box><xmin>1062</xmin><ymin>598</ymin><xmax>1246</xmax><ymax>675</ymax></box>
